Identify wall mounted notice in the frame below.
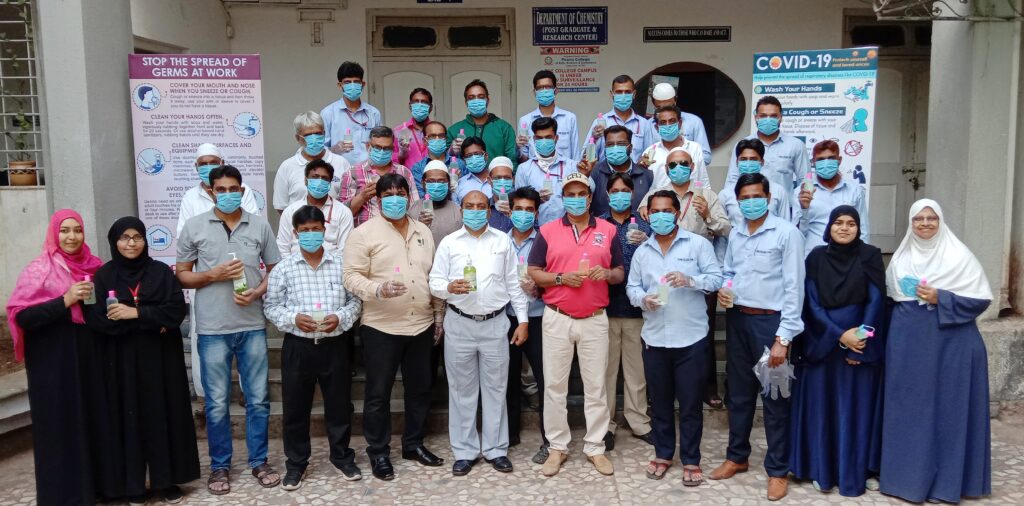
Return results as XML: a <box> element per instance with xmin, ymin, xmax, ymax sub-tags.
<box><xmin>643</xmin><ymin>26</ymin><xmax>731</xmax><ymax>43</ymax></box>
<box><xmin>128</xmin><ymin>54</ymin><xmax>267</xmax><ymax>265</ymax></box>
<box><xmin>540</xmin><ymin>46</ymin><xmax>600</xmax><ymax>92</ymax></box>
<box><xmin>533</xmin><ymin>7</ymin><xmax>608</xmax><ymax>46</ymax></box>
<box><xmin>751</xmin><ymin>47</ymin><xmax>878</xmax><ymax>201</ymax></box>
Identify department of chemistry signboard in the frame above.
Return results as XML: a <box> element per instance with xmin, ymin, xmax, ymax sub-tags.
<box><xmin>533</xmin><ymin>7</ymin><xmax>608</xmax><ymax>46</ymax></box>
<box><xmin>643</xmin><ymin>26</ymin><xmax>732</xmax><ymax>43</ymax></box>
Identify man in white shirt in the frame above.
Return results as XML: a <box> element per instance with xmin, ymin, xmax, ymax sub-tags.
<box><xmin>177</xmin><ymin>143</ymin><xmax>261</xmax><ymax>237</ymax></box>
<box><xmin>644</xmin><ymin>105</ymin><xmax>709</xmax><ymax>190</ymax></box>
<box><xmin>647</xmin><ymin>82</ymin><xmax>713</xmax><ymax>164</ymax></box>
<box><xmin>429</xmin><ymin>190</ymin><xmax>530</xmax><ymax>477</ymax></box>
<box><xmin>272</xmin><ymin>111</ymin><xmax>352</xmax><ymax>213</ymax></box>
<box><xmin>277</xmin><ymin>159</ymin><xmax>354</xmax><ymax>258</ymax></box>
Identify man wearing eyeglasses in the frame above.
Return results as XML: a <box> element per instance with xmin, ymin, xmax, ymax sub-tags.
<box><xmin>793</xmin><ymin>139</ymin><xmax>869</xmax><ymax>256</ymax></box>
<box><xmin>409</xmin><ymin>121</ymin><xmax>466</xmax><ymax>200</ymax></box>
<box><xmin>582</xmin><ymin>125</ymin><xmax>653</xmax><ymax>217</ymax></box>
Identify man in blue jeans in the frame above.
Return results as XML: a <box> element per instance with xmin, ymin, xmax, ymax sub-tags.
<box><xmin>177</xmin><ymin>165</ymin><xmax>282</xmax><ymax>495</ymax></box>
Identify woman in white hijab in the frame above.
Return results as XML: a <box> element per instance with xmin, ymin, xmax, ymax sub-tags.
<box><xmin>879</xmin><ymin>199</ymin><xmax>992</xmax><ymax>503</ymax></box>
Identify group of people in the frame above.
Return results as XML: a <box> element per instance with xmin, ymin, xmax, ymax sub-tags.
<box><xmin>5</xmin><ymin>60</ymin><xmax>993</xmax><ymax>505</ymax></box>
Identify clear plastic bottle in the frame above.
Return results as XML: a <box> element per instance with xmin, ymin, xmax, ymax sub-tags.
<box><xmin>578</xmin><ymin>251</ymin><xmax>591</xmax><ymax>274</ymax></box>
<box><xmin>449</xmin><ymin>158</ymin><xmax>461</xmax><ymax>180</ymax></box>
<box><xmin>105</xmin><ymin>290</ymin><xmax>119</xmax><ymax>309</ymax></box>
<box><xmin>398</xmin><ymin>128</ymin><xmax>412</xmax><ymax>147</ymax></box>
<box><xmin>720</xmin><ymin>279</ymin><xmax>736</xmax><ymax>308</ymax></box>
<box><xmin>594</xmin><ymin>113</ymin><xmax>607</xmax><ymax>132</ymax></box>
<box><xmin>82</xmin><ymin>275</ymin><xmax>96</xmax><ymax>305</ymax></box>
<box><xmin>627</xmin><ymin>217</ymin><xmax>641</xmax><ymax>244</ymax></box>
<box><xmin>312</xmin><ymin>302</ymin><xmax>326</xmax><ymax>326</ymax></box>
<box><xmin>229</xmin><ymin>252</ymin><xmax>248</xmax><ymax>294</ymax></box>
<box><xmin>456</xmin><ymin>128</ymin><xmax>466</xmax><ymax>144</ymax></box>
<box><xmin>518</xmin><ymin>122</ymin><xmax>529</xmax><ymax>139</ymax></box>
<box><xmin>585</xmin><ymin>142</ymin><xmax>596</xmax><ymax>162</ymax></box>
<box><xmin>423</xmin><ymin>197</ymin><xmax>434</xmax><ymax>215</ymax></box>
<box><xmin>517</xmin><ymin>255</ymin><xmax>528</xmax><ymax>279</ymax></box>
<box><xmin>802</xmin><ymin>171</ymin><xmax>815</xmax><ymax>192</ymax></box>
<box><xmin>855</xmin><ymin>324</ymin><xmax>875</xmax><ymax>340</ymax></box>
<box><xmin>464</xmin><ymin>258</ymin><xmax>477</xmax><ymax>292</ymax></box>
<box><xmin>542</xmin><ymin>173</ymin><xmax>553</xmax><ymax>194</ymax></box>
<box><xmin>657</xmin><ymin>276</ymin><xmax>670</xmax><ymax>305</ymax></box>
<box><xmin>342</xmin><ymin>128</ymin><xmax>353</xmax><ymax>145</ymax></box>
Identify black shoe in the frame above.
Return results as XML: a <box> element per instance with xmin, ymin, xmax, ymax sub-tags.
<box><xmin>162</xmin><ymin>485</ymin><xmax>184</xmax><ymax>504</ymax></box>
<box><xmin>452</xmin><ymin>459</ymin><xmax>478</xmax><ymax>476</ymax></box>
<box><xmin>402</xmin><ymin>446</ymin><xmax>444</xmax><ymax>467</ymax></box>
<box><xmin>603</xmin><ymin>430</ymin><xmax>616</xmax><ymax>451</ymax></box>
<box><xmin>370</xmin><ymin>456</ymin><xmax>395</xmax><ymax>481</ymax></box>
<box><xmin>337</xmin><ymin>462</ymin><xmax>362</xmax><ymax>481</ymax></box>
<box><xmin>633</xmin><ymin>431</ymin><xmax>655</xmax><ymax>446</ymax></box>
<box><xmin>509</xmin><ymin>435</ymin><xmax>521</xmax><ymax>447</ymax></box>
<box><xmin>531</xmin><ymin>445</ymin><xmax>550</xmax><ymax>465</ymax></box>
<box><xmin>281</xmin><ymin>469</ymin><xmax>304</xmax><ymax>491</ymax></box>
<box><xmin>128</xmin><ymin>493</ymin><xmax>148</xmax><ymax>505</ymax></box>
<box><xmin>485</xmin><ymin>456</ymin><xmax>514</xmax><ymax>473</ymax></box>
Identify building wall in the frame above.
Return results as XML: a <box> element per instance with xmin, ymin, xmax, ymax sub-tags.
<box><xmin>0</xmin><ymin>189</ymin><xmax>48</xmax><ymax>315</ymax></box>
<box><xmin>130</xmin><ymin>0</ymin><xmax>230</xmax><ymax>53</ymax></box>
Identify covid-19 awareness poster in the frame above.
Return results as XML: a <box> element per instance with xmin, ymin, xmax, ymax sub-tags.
<box><xmin>751</xmin><ymin>47</ymin><xmax>878</xmax><ymax>202</ymax></box>
<box><xmin>128</xmin><ymin>54</ymin><xmax>267</xmax><ymax>265</ymax></box>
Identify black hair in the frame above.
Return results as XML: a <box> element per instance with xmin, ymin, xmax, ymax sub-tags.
<box><xmin>336</xmin><ymin>61</ymin><xmax>364</xmax><ymax>81</ymax></box>
<box><xmin>304</xmin><ymin>159</ymin><xmax>335</xmax><ymax>179</ymax></box>
<box><xmin>646</xmin><ymin>189</ymin><xmax>681</xmax><ymax>211</ymax></box>
<box><xmin>735</xmin><ymin>138</ymin><xmax>766</xmax><ymax>158</ymax></box>
<box><xmin>409</xmin><ymin>87</ymin><xmax>433</xmax><ymax>103</ymax></box>
<box><xmin>533</xmin><ymin>70</ymin><xmax>557</xmax><ymax>89</ymax></box>
<box><xmin>292</xmin><ymin>205</ymin><xmax>326</xmax><ymax>229</ymax></box>
<box><xmin>655</xmin><ymin>105</ymin><xmax>681</xmax><ymax>121</ymax></box>
<box><xmin>509</xmin><ymin>186</ymin><xmax>541</xmax><ymax>210</ymax></box>
<box><xmin>376</xmin><ymin>172</ymin><xmax>410</xmax><ymax>197</ymax></box>
<box><xmin>369</xmin><ymin>125</ymin><xmax>393</xmax><ymax>140</ymax></box>
<box><xmin>209</xmin><ymin>165</ymin><xmax>242</xmax><ymax>186</ymax></box>
<box><xmin>464</xmin><ymin>79</ymin><xmax>489</xmax><ymax>98</ymax></box>
<box><xmin>606</xmin><ymin>172</ymin><xmax>634</xmax><ymax>192</ymax></box>
<box><xmin>603</xmin><ymin>124</ymin><xmax>633</xmax><ymax>143</ymax></box>
<box><xmin>424</xmin><ymin>120</ymin><xmax>447</xmax><ymax>133</ymax></box>
<box><xmin>612</xmin><ymin>74</ymin><xmax>635</xmax><ymax>87</ymax></box>
<box><xmin>531</xmin><ymin>116</ymin><xmax>558</xmax><ymax>134</ymax></box>
<box><xmin>755</xmin><ymin>96</ymin><xmax>782</xmax><ymax>113</ymax></box>
<box><xmin>734</xmin><ymin>173</ymin><xmax>771</xmax><ymax>197</ymax></box>
<box><xmin>460</xmin><ymin>136</ymin><xmax>486</xmax><ymax>157</ymax></box>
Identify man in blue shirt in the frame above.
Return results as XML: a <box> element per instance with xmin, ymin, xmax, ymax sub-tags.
<box><xmin>626</xmin><ymin>189</ymin><xmax>723</xmax><ymax>484</ymax></box>
<box><xmin>709</xmin><ymin>173</ymin><xmax>804</xmax><ymax>502</ymax></box>
<box><xmin>585</xmin><ymin>125</ymin><xmax>653</xmax><ymax>216</ymax></box>
<box><xmin>724</xmin><ymin>96</ymin><xmax>810</xmax><ymax>194</ymax></box>
<box><xmin>514</xmin><ymin>117</ymin><xmax>579</xmax><ymax>226</ymax></box>
<box><xmin>794</xmin><ymin>139</ymin><xmax>869</xmax><ymax>256</ymax></box>
<box><xmin>583</xmin><ymin>75</ymin><xmax>657</xmax><ymax>163</ymax></box>
<box><xmin>517</xmin><ymin>70</ymin><xmax>579</xmax><ymax>161</ymax></box>
<box><xmin>455</xmin><ymin>137</ymin><xmax>493</xmax><ymax>205</ymax></box>
<box><xmin>649</xmin><ymin>82</ymin><xmax>713</xmax><ymax>164</ymax></box>
<box><xmin>321</xmin><ymin>61</ymin><xmax>382</xmax><ymax>166</ymax></box>
<box><xmin>410</xmin><ymin>121</ymin><xmax>465</xmax><ymax>199</ymax></box>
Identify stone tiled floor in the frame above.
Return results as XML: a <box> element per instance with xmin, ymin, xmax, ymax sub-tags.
<box><xmin>2</xmin><ymin>416</ymin><xmax>1022</xmax><ymax>505</ymax></box>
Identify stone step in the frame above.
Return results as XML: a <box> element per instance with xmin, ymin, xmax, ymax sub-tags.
<box><xmin>229</xmin><ymin>369</ymin><xmax>407</xmax><ymax>403</ymax></box>
<box><xmin>0</xmin><ymin>370</ymin><xmax>30</xmax><ymax>436</ymax></box>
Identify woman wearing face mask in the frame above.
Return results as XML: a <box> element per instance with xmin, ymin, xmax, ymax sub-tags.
<box><xmin>880</xmin><ymin>199</ymin><xmax>992</xmax><ymax>504</ymax></box>
<box><xmin>6</xmin><ymin>210</ymin><xmax>122</xmax><ymax>504</ymax></box>
<box><xmin>86</xmin><ymin>217</ymin><xmax>200</xmax><ymax>504</ymax></box>
<box><xmin>789</xmin><ymin>206</ymin><xmax>885</xmax><ymax>497</ymax></box>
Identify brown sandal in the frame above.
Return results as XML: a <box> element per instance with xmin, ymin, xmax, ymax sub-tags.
<box><xmin>682</xmin><ymin>465</ymin><xmax>704</xmax><ymax>487</ymax></box>
<box><xmin>207</xmin><ymin>469</ymin><xmax>230</xmax><ymax>495</ymax></box>
<box><xmin>252</xmin><ymin>462</ymin><xmax>281</xmax><ymax>488</ymax></box>
<box><xmin>645</xmin><ymin>460</ymin><xmax>671</xmax><ymax>480</ymax></box>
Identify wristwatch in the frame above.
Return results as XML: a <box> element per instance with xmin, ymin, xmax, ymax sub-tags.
<box><xmin>555</xmin><ymin>273</ymin><xmax>563</xmax><ymax>286</ymax></box>
<box><xmin>776</xmin><ymin>336</ymin><xmax>791</xmax><ymax>347</ymax></box>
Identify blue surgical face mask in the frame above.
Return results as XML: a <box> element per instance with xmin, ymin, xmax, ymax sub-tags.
<box><xmin>303</xmin><ymin>133</ymin><xmax>325</xmax><ymax>156</ymax></box>
<box><xmin>511</xmin><ymin>210</ymin><xmax>535</xmax><ymax>232</ymax></box>
<box><xmin>613</xmin><ymin>93</ymin><xmax>634</xmax><ymax>112</ymax></box>
<box><xmin>342</xmin><ymin>82</ymin><xmax>363</xmax><ymax>101</ymax></box>
<box><xmin>738</xmin><ymin>197</ymin><xmax>769</xmax><ymax>220</ymax></box>
<box><xmin>658</xmin><ymin>123</ymin><xmax>680</xmax><ymax>142</ymax></box>
<box><xmin>196</xmin><ymin>164</ymin><xmax>218</xmax><ymax>186</ymax></box>
<box><xmin>368</xmin><ymin>147</ymin><xmax>393</xmax><ymax>166</ymax></box>
<box><xmin>425</xmin><ymin>182</ymin><xmax>449</xmax><ymax>201</ymax></box>
<box><xmin>215</xmin><ymin>192</ymin><xmax>242</xmax><ymax>214</ymax></box>
<box><xmin>668</xmin><ymin>163</ymin><xmax>692</xmax><ymax>185</ymax></box>
<box><xmin>535</xmin><ymin>138</ymin><xmax>556</xmax><ymax>157</ymax></box>
<box><xmin>535</xmin><ymin>88</ymin><xmax>555</xmax><ymax>107</ymax></box>
<box><xmin>737</xmin><ymin>160</ymin><xmax>762</xmax><ymax>175</ymax></box>
<box><xmin>410</xmin><ymin>102</ymin><xmax>430</xmax><ymax>122</ymax></box>
<box><xmin>562</xmin><ymin>196</ymin><xmax>588</xmax><ymax>216</ymax></box>
<box><xmin>898</xmin><ymin>276</ymin><xmax>921</xmax><ymax>297</ymax></box>
<box><xmin>465</xmin><ymin>154</ymin><xmax>486</xmax><ymax>174</ymax></box>
<box><xmin>297</xmin><ymin>231</ymin><xmax>325</xmax><ymax>253</ymax></box>
<box><xmin>462</xmin><ymin>209</ymin><xmax>488</xmax><ymax>231</ymax></box>
<box><xmin>815</xmin><ymin>159</ymin><xmax>840</xmax><ymax>180</ymax></box>
<box><xmin>492</xmin><ymin>178</ymin><xmax>513</xmax><ymax>195</ymax></box>
<box><xmin>756</xmin><ymin>117</ymin><xmax>780</xmax><ymax>135</ymax></box>
<box><xmin>608</xmin><ymin>192</ymin><xmax>632</xmax><ymax>212</ymax></box>
<box><xmin>307</xmin><ymin>178</ymin><xmax>330</xmax><ymax>199</ymax></box>
<box><xmin>427</xmin><ymin>138</ymin><xmax>447</xmax><ymax>156</ymax></box>
<box><xmin>467</xmin><ymin>98</ymin><xmax>488</xmax><ymax>117</ymax></box>
<box><xmin>605</xmin><ymin>145</ymin><xmax>630</xmax><ymax>166</ymax></box>
<box><xmin>649</xmin><ymin>212</ymin><xmax>678</xmax><ymax>236</ymax></box>
<box><xmin>380</xmin><ymin>195</ymin><xmax>408</xmax><ymax>220</ymax></box>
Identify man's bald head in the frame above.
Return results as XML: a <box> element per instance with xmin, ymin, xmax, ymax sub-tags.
<box><xmin>462</xmin><ymin>190</ymin><xmax>489</xmax><ymax>210</ymax></box>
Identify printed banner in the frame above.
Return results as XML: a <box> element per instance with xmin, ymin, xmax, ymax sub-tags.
<box><xmin>128</xmin><ymin>54</ymin><xmax>267</xmax><ymax>265</ymax></box>
<box><xmin>540</xmin><ymin>46</ymin><xmax>600</xmax><ymax>92</ymax></box>
<box><xmin>751</xmin><ymin>47</ymin><xmax>878</xmax><ymax>200</ymax></box>
<box><xmin>532</xmin><ymin>7</ymin><xmax>608</xmax><ymax>46</ymax></box>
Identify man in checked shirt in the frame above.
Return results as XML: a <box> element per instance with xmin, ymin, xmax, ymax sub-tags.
<box><xmin>264</xmin><ymin>205</ymin><xmax>363</xmax><ymax>491</ymax></box>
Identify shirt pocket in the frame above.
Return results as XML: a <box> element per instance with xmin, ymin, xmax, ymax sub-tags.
<box><xmin>748</xmin><ymin>250</ymin><xmax>778</xmax><ymax>274</ymax></box>
<box><xmin>232</xmin><ymin>238</ymin><xmax>262</xmax><ymax>267</ymax></box>
<box><xmin>672</xmin><ymin>255</ymin><xmax>699</xmax><ymax>277</ymax></box>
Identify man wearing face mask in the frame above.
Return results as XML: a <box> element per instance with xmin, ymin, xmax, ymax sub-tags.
<box><xmin>342</xmin><ymin>173</ymin><xmax>445</xmax><ymax>481</ymax></box>
<box><xmin>410</xmin><ymin>161</ymin><xmax>464</xmax><ymax>251</ymax></box>
<box><xmin>517</xmin><ymin>70</ymin><xmax>579</xmax><ymax>162</ymax></box>
<box><xmin>587</xmin><ymin>126</ymin><xmax>653</xmax><ymax>216</ymax></box>
<box><xmin>514</xmin><ymin>117</ymin><xmax>580</xmax><ymax>226</ymax></box>
<box><xmin>321</xmin><ymin>61</ymin><xmax>382</xmax><ymax>166</ymax></box>
<box><xmin>455</xmin><ymin>137</ymin><xmax>493</xmax><ymax>205</ymax></box>
<box><xmin>648</xmin><ymin>82</ymin><xmax>712</xmax><ymax>164</ymax></box>
<box><xmin>719</xmin><ymin>139</ymin><xmax>792</xmax><ymax>227</ymax></box>
<box><xmin>264</xmin><ymin>205</ymin><xmax>363</xmax><ymax>490</ymax></box>
<box><xmin>273</xmin><ymin>111</ymin><xmax>352</xmax><ymax>213</ymax></box>
<box><xmin>644</xmin><ymin>106</ymin><xmax>709</xmax><ymax>190</ymax></box>
<box><xmin>447</xmin><ymin>79</ymin><xmax>518</xmax><ymax>168</ymax></box>
<box><xmin>277</xmin><ymin>159</ymin><xmax>355</xmax><ymax>258</ymax></box>
<box><xmin>793</xmin><ymin>140</ymin><xmax>869</xmax><ymax>256</ymax></box>
<box><xmin>711</xmin><ymin>173</ymin><xmax>804</xmax><ymax>502</ymax></box>
<box><xmin>339</xmin><ymin>126</ymin><xmax>419</xmax><ymax>227</ymax></box>
<box><xmin>528</xmin><ymin>172</ymin><xmax>625</xmax><ymax>478</ymax></box>
<box><xmin>393</xmin><ymin>88</ymin><xmax>434</xmax><ymax>170</ymax></box>
<box><xmin>725</xmin><ymin>96</ymin><xmax>810</xmax><ymax>193</ymax></box>
<box><xmin>429</xmin><ymin>190</ymin><xmax>530</xmax><ymax>476</ymax></box>
<box><xmin>177</xmin><ymin>143</ymin><xmax>261</xmax><ymax>237</ymax></box>
<box><xmin>486</xmin><ymin>157</ymin><xmax>515</xmax><ymax>232</ymax></box>
<box><xmin>584</xmin><ymin>74</ymin><xmax>656</xmax><ymax>163</ymax></box>
<box><xmin>410</xmin><ymin>121</ymin><xmax>466</xmax><ymax>199</ymax></box>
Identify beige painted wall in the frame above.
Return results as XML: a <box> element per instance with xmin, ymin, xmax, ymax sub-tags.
<box><xmin>0</xmin><ymin>189</ymin><xmax>50</xmax><ymax>315</ymax></box>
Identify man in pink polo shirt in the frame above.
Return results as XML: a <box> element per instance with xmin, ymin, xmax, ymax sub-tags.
<box><xmin>527</xmin><ymin>172</ymin><xmax>625</xmax><ymax>477</ymax></box>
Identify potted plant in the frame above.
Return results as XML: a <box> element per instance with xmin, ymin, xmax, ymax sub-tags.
<box><xmin>0</xmin><ymin>0</ymin><xmax>36</xmax><ymax>186</ymax></box>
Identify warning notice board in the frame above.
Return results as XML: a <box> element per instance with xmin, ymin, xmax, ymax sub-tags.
<box><xmin>540</xmin><ymin>46</ymin><xmax>600</xmax><ymax>93</ymax></box>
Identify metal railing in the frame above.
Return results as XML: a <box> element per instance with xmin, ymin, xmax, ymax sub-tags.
<box><xmin>0</xmin><ymin>0</ymin><xmax>42</xmax><ymax>186</ymax></box>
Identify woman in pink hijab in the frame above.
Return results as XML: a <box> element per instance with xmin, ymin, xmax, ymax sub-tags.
<box><xmin>6</xmin><ymin>209</ymin><xmax>122</xmax><ymax>505</ymax></box>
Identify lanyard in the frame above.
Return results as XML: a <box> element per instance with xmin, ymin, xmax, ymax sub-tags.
<box><xmin>538</xmin><ymin>160</ymin><xmax>564</xmax><ymax>179</ymax></box>
<box><xmin>609</xmin><ymin>114</ymin><xmax>640</xmax><ymax>135</ymax></box>
<box><xmin>320</xmin><ymin>197</ymin><xmax>334</xmax><ymax>225</ymax></box>
<box><xmin>343</xmin><ymin>108</ymin><xmax>368</xmax><ymax>128</ymax></box>
<box><xmin>127</xmin><ymin>282</ymin><xmax>141</xmax><ymax>306</ymax></box>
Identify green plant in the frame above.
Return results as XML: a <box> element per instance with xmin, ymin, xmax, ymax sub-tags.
<box><xmin>0</xmin><ymin>0</ymin><xmax>34</xmax><ymax>163</ymax></box>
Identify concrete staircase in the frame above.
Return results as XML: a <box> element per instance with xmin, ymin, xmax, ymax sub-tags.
<box><xmin>0</xmin><ymin>370</ymin><xmax>30</xmax><ymax>435</ymax></box>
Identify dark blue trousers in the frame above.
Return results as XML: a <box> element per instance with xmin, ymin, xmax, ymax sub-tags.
<box><xmin>724</xmin><ymin>309</ymin><xmax>790</xmax><ymax>477</ymax></box>
<box><xmin>643</xmin><ymin>338</ymin><xmax>707</xmax><ymax>464</ymax></box>
<box><xmin>506</xmin><ymin>315</ymin><xmax>547</xmax><ymax>445</ymax></box>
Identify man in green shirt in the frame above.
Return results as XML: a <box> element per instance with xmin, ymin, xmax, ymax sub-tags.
<box><xmin>447</xmin><ymin>79</ymin><xmax>518</xmax><ymax>169</ymax></box>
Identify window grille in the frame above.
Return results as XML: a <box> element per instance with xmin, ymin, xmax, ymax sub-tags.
<box><xmin>0</xmin><ymin>0</ymin><xmax>42</xmax><ymax>186</ymax></box>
